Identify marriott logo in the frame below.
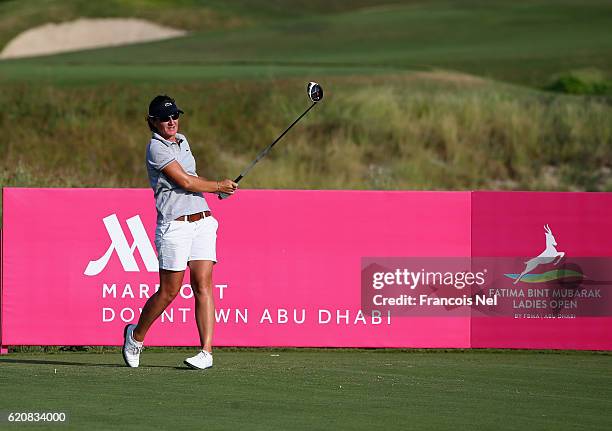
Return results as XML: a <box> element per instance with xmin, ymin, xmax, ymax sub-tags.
<box><xmin>84</xmin><ymin>214</ymin><xmax>158</xmax><ymax>276</ymax></box>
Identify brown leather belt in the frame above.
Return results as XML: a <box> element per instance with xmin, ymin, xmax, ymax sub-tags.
<box><xmin>175</xmin><ymin>211</ymin><xmax>211</xmax><ymax>222</ymax></box>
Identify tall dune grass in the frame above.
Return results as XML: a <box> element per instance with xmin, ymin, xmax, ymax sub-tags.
<box><xmin>1</xmin><ymin>74</ymin><xmax>611</xmax><ymax>212</ymax></box>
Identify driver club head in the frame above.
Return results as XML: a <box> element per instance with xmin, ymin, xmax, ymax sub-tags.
<box><xmin>307</xmin><ymin>82</ymin><xmax>323</xmax><ymax>103</ymax></box>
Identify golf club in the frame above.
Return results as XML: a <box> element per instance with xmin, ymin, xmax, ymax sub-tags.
<box><xmin>218</xmin><ymin>82</ymin><xmax>324</xmax><ymax>199</ymax></box>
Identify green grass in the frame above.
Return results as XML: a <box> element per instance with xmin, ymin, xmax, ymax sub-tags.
<box><xmin>1</xmin><ymin>349</ymin><xmax>611</xmax><ymax>430</ymax></box>
<box><xmin>0</xmin><ymin>0</ymin><xmax>432</xmax><ymax>53</ymax></box>
<box><xmin>0</xmin><ymin>63</ymin><xmax>396</xmax><ymax>85</ymax></box>
<box><xmin>2</xmin><ymin>1</ymin><xmax>612</xmax><ymax>87</ymax></box>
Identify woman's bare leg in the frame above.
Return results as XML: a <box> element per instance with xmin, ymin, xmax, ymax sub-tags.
<box><xmin>188</xmin><ymin>260</ymin><xmax>215</xmax><ymax>352</ymax></box>
<box><xmin>133</xmin><ymin>269</ymin><xmax>185</xmax><ymax>342</ymax></box>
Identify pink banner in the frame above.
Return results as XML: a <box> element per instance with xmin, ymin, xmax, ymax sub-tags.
<box><xmin>2</xmin><ymin>188</ymin><xmax>611</xmax><ymax>349</ymax></box>
<box><xmin>1</xmin><ymin>188</ymin><xmax>471</xmax><ymax>348</ymax></box>
<box><xmin>470</xmin><ymin>191</ymin><xmax>612</xmax><ymax>350</ymax></box>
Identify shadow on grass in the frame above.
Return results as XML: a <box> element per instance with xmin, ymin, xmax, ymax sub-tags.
<box><xmin>0</xmin><ymin>358</ymin><xmax>183</xmax><ymax>369</ymax></box>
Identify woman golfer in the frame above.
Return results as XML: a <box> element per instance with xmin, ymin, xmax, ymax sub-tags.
<box><xmin>122</xmin><ymin>95</ymin><xmax>237</xmax><ymax>369</ymax></box>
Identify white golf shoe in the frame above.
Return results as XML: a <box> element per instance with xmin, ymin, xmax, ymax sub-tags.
<box><xmin>122</xmin><ymin>324</ymin><xmax>143</xmax><ymax>368</ymax></box>
<box><xmin>184</xmin><ymin>350</ymin><xmax>213</xmax><ymax>370</ymax></box>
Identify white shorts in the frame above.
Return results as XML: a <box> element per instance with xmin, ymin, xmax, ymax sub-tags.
<box><xmin>155</xmin><ymin>215</ymin><xmax>219</xmax><ymax>271</ymax></box>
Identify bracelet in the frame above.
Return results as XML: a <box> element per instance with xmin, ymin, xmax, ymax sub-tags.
<box><xmin>216</xmin><ymin>181</ymin><xmax>220</xmax><ymax>192</ymax></box>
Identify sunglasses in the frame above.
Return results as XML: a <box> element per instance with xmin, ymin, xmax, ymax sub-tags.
<box><xmin>153</xmin><ymin>113</ymin><xmax>180</xmax><ymax>122</ymax></box>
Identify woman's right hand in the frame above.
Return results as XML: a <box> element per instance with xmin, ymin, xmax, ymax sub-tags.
<box><xmin>218</xmin><ymin>179</ymin><xmax>238</xmax><ymax>194</ymax></box>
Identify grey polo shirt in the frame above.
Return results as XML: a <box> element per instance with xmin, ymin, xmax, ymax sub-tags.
<box><xmin>146</xmin><ymin>132</ymin><xmax>210</xmax><ymax>224</ymax></box>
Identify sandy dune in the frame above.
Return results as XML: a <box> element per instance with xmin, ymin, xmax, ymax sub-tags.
<box><xmin>0</xmin><ymin>18</ymin><xmax>187</xmax><ymax>59</ymax></box>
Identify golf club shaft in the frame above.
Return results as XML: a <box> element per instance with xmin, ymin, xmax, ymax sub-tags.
<box><xmin>218</xmin><ymin>101</ymin><xmax>317</xmax><ymax>199</ymax></box>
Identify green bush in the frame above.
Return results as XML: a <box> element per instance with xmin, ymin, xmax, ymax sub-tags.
<box><xmin>546</xmin><ymin>69</ymin><xmax>612</xmax><ymax>95</ymax></box>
